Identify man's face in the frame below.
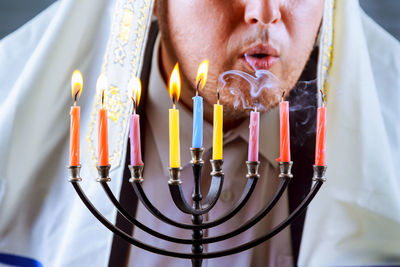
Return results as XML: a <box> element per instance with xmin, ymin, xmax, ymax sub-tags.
<box><xmin>157</xmin><ymin>0</ymin><xmax>324</xmax><ymax>118</ymax></box>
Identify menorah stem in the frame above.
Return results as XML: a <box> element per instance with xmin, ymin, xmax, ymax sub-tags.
<box><xmin>191</xmin><ymin>149</ymin><xmax>204</xmax><ymax>267</ymax></box>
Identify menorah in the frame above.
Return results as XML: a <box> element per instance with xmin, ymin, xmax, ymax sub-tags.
<box><xmin>68</xmin><ymin>146</ymin><xmax>327</xmax><ymax>267</ymax></box>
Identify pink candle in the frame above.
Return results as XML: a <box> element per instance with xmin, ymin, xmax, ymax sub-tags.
<box><xmin>248</xmin><ymin>110</ymin><xmax>260</xmax><ymax>161</ymax></box>
<box><xmin>315</xmin><ymin>106</ymin><xmax>327</xmax><ymax>166</ymax></box>
<box><xmin>69</xmin><ymin>106</ymin><xmax>80</xmax><ymax>166</ymax></box>
<box><xmin>279</xmin><ymin>101</ymin><xmax>291</xmax><ymax>162</ymax></box>
<box><xmin>129</xmin><ymin>113</ymin><xmax>143</xmax><ymax>166</ymax></box>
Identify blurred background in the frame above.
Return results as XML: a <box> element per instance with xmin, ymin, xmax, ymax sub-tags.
<box><xmin>0</xmin><ymin>0</ymin><xmax>399</xmax><ymax>41</ymax></box>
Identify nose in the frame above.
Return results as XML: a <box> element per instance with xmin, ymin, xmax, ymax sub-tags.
<box><xmin>243</xmin><ymin>0</ymin><xmax>282</xmax><ymax>25</ymax></box>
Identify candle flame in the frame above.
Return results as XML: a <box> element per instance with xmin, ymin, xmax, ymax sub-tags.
<box><xmin>129</xmin><ymin>77</ymin><xmax>142</xmax><ymax>112</ymax></box>
<box><xmin>196</xmin><ymin>60</ymin><xmax>209</xmax><ymax>90</ymax></box>
<box><xmin>96</xmin><ymin>74</ymin><xmax>108</xmax><ymax>105</ymax></box>
<box><xmin>169</xmin><ymin>63</ymin><xmax>181</xmax><ymax>103</ymax></box>
<box><xmin>71</xmin><ymin>70</ymin><xmax>83</xmax><ymax>101</ymax></box>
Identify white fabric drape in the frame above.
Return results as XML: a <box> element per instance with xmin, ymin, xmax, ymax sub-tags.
<box><xmin>0</xmin><ymin>0</ymin><xmax>155</xmax><ymax>264</ymax></box>
<box><xmin>299</xmin><ymin>0</ymin><xmax>400</xmax><ymax>266</ymax></box>
<box><xmin>0</xmin><ymin>1</ymin><xmax>122</xmax><ymax>266</ymax></box>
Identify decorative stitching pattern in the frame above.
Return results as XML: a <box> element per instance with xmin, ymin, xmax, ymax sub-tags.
<box><xmin>317</xmin><ymin>0</ymin><xmax>335</xmax><ymax>102</ymax></box>
<box><xmin>86</xmin><ymin>0</ymin><xmax>154</xmax><ymax>169</ymax></box>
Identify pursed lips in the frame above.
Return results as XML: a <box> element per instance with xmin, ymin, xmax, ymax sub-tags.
<box><xmin>241</xmin><ymin>44</ymin><xmax>280</xmax><ymax>71</ymax></box>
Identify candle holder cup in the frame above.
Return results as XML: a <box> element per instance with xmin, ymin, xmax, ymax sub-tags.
<box><xmin>69</xmin><ymin>150</ymin><xmax>326</xmax><ymax>267</ymax></box>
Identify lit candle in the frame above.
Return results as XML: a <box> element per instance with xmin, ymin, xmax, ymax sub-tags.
<box><xmin>129</xmin><ymin>77</ymin><xmax>143</xmax><ymax>166</ymax></box>
<box><xmin>192</xmin><ymin>60</ymin><xmax>208</xmax><ymax>148</ymax></box>
<box><xmin>248</xmin><ymin>109</ymin><xmax>260</xmax><ymax>162</ymax></box>
<box><xmin>169</xmin><ymin>63</ymin><xmax>181</xmax><ymax>168</ymax></box>
<box><xmin>97</xmin><ymin>74</ymin><xmax>109</xmax><ymax>166</ymax></box>
<box><xmin>212</xmin><ymin>91</ymin><xmax>223</xmax><ymax>160</ymax></box>
<box><xmin>69</xmin><ymin>70</ymin><xmax>83</xmax><ymax>166</ymax></box>
<box><xmin>315</xmin><ymin>94</ymin><xmax>327</xmax><ymax>166</ymax></box>
<box><xmin>279</xmin><ymin>93</ymin><xmax>290</xmax><ymax>162</ymax></box>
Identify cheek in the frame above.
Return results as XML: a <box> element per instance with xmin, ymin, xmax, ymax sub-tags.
<box><xmin>283</xmin><ymin>0</ymin><xmax>323</xmax><ymax>52</ymax></box>
<box><xmin>167</xmin><ymin>0</ymin><xmax>235</xmax><ymax>76</ymax></box>
<box><xmin>277</xmin><ymin>1</ymin><xmax>323</xmax><ymax>87</ymax></box>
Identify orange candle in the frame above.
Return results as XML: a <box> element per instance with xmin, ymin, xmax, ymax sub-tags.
<box><xmin>97</xmin><ymin>75</ymin><xmax>109</xmax><ymax>166</ymax></box>
<box><xmin>315</xmin><ymin>106</ymin><xmax>327</xmax><ymax>166</ymax></box>
<box><xmin>279</xmin><ymin>100</ymin><xmax>291</xmax><ymax>162</ymax></box>
<box><xmin>69</xmin><ymin>70</ymin><xmax>83</xmax><ymax>166</ymax></box>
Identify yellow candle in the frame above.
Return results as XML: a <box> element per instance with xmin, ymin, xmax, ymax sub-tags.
<box><xmin>212</xmin><ymin>102</ymin><xmax>223</xmax><ymax>160</ymax></box>
<box><xmin>168</xmin><ymin>63</ymin><xmax>181</xmax><ymax>168</ymax></box>
<box><xmin>169</xmin><ymin>107</ymin><xmax>181</xmax><ymax>167</ymax></box>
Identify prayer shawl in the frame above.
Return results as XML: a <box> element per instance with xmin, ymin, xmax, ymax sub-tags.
<box><xmin>0</xmin><ymin>0</ymin><xmax>398</xmax><ymax>266</ymax></box>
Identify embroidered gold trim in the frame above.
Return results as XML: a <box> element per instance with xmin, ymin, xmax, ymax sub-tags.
<box><xmin>86</xmin><ymin>0</ymin><xmax>154</xmax><ymax>169</ymax></box>
<box><xmin>318</xmin><ymin>0</ymin><xmax>335</xmax><ymax>102</ymax></box>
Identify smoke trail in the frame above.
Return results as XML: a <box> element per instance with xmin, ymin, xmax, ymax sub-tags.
<box><xmin>288</xmin><ymin>79</ymin><xmax>318</xmax><ymax>147</ymax></box>
<box><xmin>217</xmin><ymin>69</ymin><xmax>282</xmax><ymax>112</ymax></box>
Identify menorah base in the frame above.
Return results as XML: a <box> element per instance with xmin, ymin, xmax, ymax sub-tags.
<box><xmin>69</xmin><ymin>153</ymin><xmax>325</xmax><ymax>267</ymax></box>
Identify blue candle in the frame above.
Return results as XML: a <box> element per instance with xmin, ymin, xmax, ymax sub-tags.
<box><xmin>192</xmin><ymin>59</ymin><xmax>208</xmax><ymax>148</ymax></box>
<box><xmin>192</xmin><ymin>95</ymin><xmax>203</xmax><ymax>148</ymax></box>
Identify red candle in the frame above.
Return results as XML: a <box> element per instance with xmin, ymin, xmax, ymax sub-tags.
<box><xmin>69</xmin><ymin>70</ymin><xmax>82</xmax><ymax>166</ymax></box>
<box><xmin>248</xmin><ymin>110</ymin><xmax>260</xmax><ymax>162</ymax></box>
<box><xmin>97</xmin><ymin>75</ymin><xmax>109</xmax><ymax>166</ymax></box>
<box><xmin>129</xmin><ymin>77</ymin><xmax>143</xmax><ymax>166</ymax></box>
<box><xmin>315</xmin><ymin>106</ymin><xmax>327</xmax><ymax>166</ymax></box>
<box><xmin>279</xmin><ymin>100</ymin><xmax>291</xmax><ymax>162</ymax></box>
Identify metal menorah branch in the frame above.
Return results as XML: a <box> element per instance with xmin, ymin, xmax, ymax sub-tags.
<box><xmin>68</xmin><ymin>147</ymin><xmax>327</xmax><ymax>267</ymax></box>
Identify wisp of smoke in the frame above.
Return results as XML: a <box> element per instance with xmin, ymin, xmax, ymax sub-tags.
<box><xmin>217</xmin><ymin>66</ymin><xmax>318</xmax><ymax>147</ymax></box>
<box><xmin>217</xmin><ymin>69</ymin><xmax>282</xmax><ymax>112</ymax></box>
<box><xmin>217</xmin><ymin>58</ymin><xmax>318</xmax><ymax>147</ymax></box>
<box><xmin>287</xmin><ymin>79</ymin><xmax>318</xmax><ymax>147</ymax></box>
